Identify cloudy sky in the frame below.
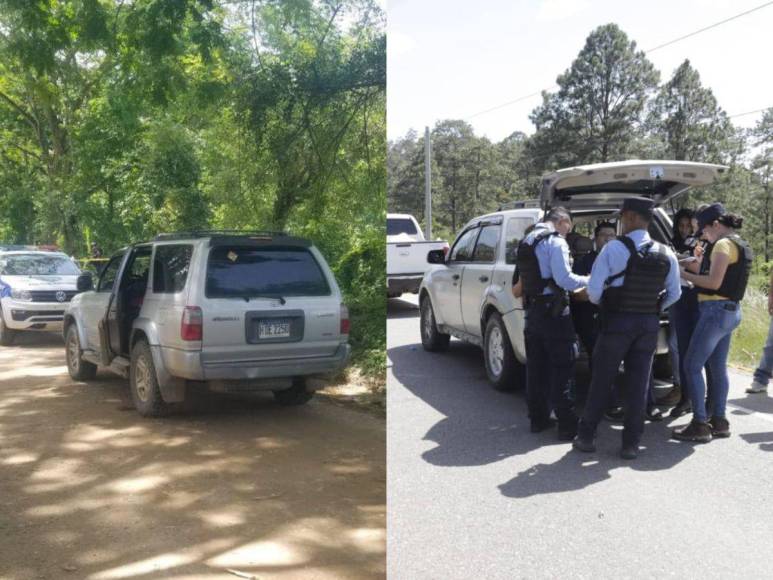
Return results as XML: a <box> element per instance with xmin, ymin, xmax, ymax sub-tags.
<box><xmin>388</xmin><ymin>0</ymin><xmax>773</xmax><ymax>142</ymax></box>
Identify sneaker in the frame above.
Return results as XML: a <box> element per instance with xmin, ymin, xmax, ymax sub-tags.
<box><xmin>572</xmin><ymin>436</ymin><xmax>596</xmax><ymax>453</ymax></box>
<box><xmin>709</xmin><ymin>416</ymin><xmax>731</xmax><ymax>438</ymax></box>
<box><xmin>669</xmin><ymin>401</ymin><xmax>692</xmax><ymax>418</ymax></box>
<box><xmin>656</xmin><ymin>385</ymin><xmax>682</xmax><ymax>407</ymax></box>
<box><xmin>604</xmin><ymin>407</ymin><xmax>625</xmax><ymax>422</ymax></box>
<box><xmin>671</xmin><ymin>420</ymin><xmax>712</xmax><ymax>443</ymax></box>
<box><xmin>746</xmin><ymin>381</ymin><xmax>768</xmax><ymax>394</ymax></box>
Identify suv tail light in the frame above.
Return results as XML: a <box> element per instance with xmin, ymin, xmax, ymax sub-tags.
<box><xmin>340</xmin><ymin>304</ymin><xmax>350</xmax><ymax>336</ymax></box>
<box><xmin>181</xmin><ymin>306</ymin><xmax>203</xmax><ymax>341</ymax></box>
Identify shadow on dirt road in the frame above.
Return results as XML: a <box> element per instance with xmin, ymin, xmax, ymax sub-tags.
<box><xmin>0</xmin><ymin>333</ymin><xmax>385</xmax><ymax>580</ymax></box>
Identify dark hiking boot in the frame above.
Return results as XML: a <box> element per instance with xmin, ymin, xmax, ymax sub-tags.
<box><xmin>669</xmin><ymin>401</ymin><xmax>692</xmax><ymax>418</ymax></box>
<box><xmin>530</xmin><ymin>417</ymin><xmax>555</xmax><ymax>433</ymax></box>
<box><xmin>620</xmin><ymin>445</ymin><xmax>639</xmax><ymax>460</ymax></box>
<box><xmin>646</xmin><ymin>406</ymin><xmax>664</xmax><ymax>422</ymax></box>
<box><xmin>572</xmin><ymin>436</ymin><xmax>596</xmax><ymax>453</ymax></box>
<box><xmin>671</xmin><ymin>420</ymin><xmax>712</xmax><ymax>443</ymax></box>
<box><xmin>709</xmin><ymin>416</ymin><xmax>731</xmax><ymax>438</ymax></box>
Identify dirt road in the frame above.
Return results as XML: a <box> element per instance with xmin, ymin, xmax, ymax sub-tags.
<box><xmin>0</xmin><ymin>334</ymin><xmax>385</xmax><ymax>580</ymax></box>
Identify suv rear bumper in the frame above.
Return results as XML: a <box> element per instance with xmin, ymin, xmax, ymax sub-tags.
<box><xmin>158</xmin><ymin>343</ymin><xmax>351</xmax><ymax>384</ymax></box>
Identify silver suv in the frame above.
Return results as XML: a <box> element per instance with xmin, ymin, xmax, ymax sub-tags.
<box><xmin>64</xmin><ymin>231</ymin><xmax>351</xmax><ymax>416</ymax></box>
<box><xmin>418</xmin><ymin>160</ymin><xmax>726</xmax><ymax>391</ymax></box>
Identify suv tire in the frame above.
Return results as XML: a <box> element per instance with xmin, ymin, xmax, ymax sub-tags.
<box><xmin>0</xmin><ymin>311</ymin><xmax>17</xmax><ymax>346</ymax></box>
<box><xmin>274</xmin><ymin>378</ymin><xmax>313</xmax><ymax>406</ymax></box>
<box><xmin>420</xmin><ymin>296</ymin><xmax>450</xmax><ymax>352</ymax></box>
<box><xmin>484</xmin><ymin>312</ymin><xmax>523</xmax><ymax>391</ymax></box>
<box><xmin>65</xmin><ymin>324</ymin><xmax>97</xmax><ymax>381</ymax></box>
<box><xmin>130</xmin><ymin>340</ymin><xmax>169</xmax><ymax>417</ymax></box>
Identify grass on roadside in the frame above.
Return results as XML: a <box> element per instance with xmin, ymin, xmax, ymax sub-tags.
<box><xmin>730</xmin><ymin>288</ymin><xmax>769</xmax><ymax>371</ymax></box>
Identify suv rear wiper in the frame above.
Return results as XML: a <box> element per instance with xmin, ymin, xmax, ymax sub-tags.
<box><xmin>235</xmin><ymin>294</ymin><xmax>286</xmax><ymax>305</ymax></box>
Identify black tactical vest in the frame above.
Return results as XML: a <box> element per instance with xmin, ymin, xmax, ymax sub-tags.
<box><xmin>699</xmin><ymin>235</ymin><xmax>752</xmax><ymax>302</ymax></box>
<box><xmin>602</xmin><ymin>236</ymin><xmax>671</xmax><ymax>314</ymax></box>
<box><xmin>516</xmin><ymin>230</ymin><xmax>559</xmax><ymax>298</ymax></box>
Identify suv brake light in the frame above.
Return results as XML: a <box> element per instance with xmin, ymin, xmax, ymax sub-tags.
<box><xmin>181</xmin><ymin>306</ymin><xmax>203</xmax><ymax>341</ymax></box>
<box><xmin>340</xmin><ymin>304</ymin><xmax>350</xmax><ymax>336</ymax></box>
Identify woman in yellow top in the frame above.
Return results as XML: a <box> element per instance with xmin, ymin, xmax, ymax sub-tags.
<box><xmin>672</xmin><ymin>203</ymin><xmax>752</xmax><ymax>443</ymax></box>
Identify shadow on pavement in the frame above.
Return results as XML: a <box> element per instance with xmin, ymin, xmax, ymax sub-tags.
<box><xmin>498</xmin><ymin>430</ymin><xmax>696</xmax><ymax>498</ymax></box>
<box><xmin>390</xmin><ymin>335</ymin><xmax>695</xmax><ymax>496</ymax></box>
<box><xmin>387</xmin><ymin>297</ymin><xmax>420</xmax><ymax>320</ymax></box>
<box><xmin>728</xmin><ymin>393</ymin><xmax>773</xmax><ymax>415</ymax></box>
<box><xmin>740</xmin><ymin>430</ymin><xmax>773</xmax><ymax>452</ymax></box>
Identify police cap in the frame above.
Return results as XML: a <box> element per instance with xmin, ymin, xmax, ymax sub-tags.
<box><xmin>621</xmin><ymin>197</ymin><xmax>655</xmax><ymax>219</ymax></box>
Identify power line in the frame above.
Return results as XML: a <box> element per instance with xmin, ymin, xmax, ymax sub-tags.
<box><xmin>463</xmin><ymin>1</ymin><xmax>773</xmax><ymax>121</ymax></box>
<box><xmin>729</xmin><ymin>106</ymin><xmax>771</xmax><ymax>119</ymax></box>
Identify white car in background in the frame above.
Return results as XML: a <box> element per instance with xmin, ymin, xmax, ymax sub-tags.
<box><xmin>0</xmin><ymin>248</ymin><xmax>83</xmax><ymax>345</ymax></box>
<box><xmin>387</xmin><ymin>213</ymin><xmax>448</xmax><ymax>298</ymax></box>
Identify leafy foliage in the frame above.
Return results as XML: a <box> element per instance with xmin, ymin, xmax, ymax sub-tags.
<box><xmin>0</xmin><ymin>0</ymin><xmax>386</xmax><ymax>376</ymax></box>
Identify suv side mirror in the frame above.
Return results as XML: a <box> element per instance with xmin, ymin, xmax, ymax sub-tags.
<box><xmin>427</xmin><ymin>249</ymin><xmax>446</xmax><ymax>264</ymax></box>
<box><xmin>77</xmin><ymin>272</ymin><xmax>94</xmax><ymax>292</ymax></box>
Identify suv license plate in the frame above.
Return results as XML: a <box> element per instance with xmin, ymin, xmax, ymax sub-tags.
<box><xmin>258</xmin><ymin>320</ymin><xmax>291</xmax><ymax>339</ymax></box>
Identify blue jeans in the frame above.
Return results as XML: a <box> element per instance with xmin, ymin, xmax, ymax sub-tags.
<box><xmin>753</xmin><ymin>317</ymin><xmax>773</xmax><ymax>386</ymax></box>
<box><xmin>684</xmin><ymin>300</ymin><xmax>741</xmax><ymax>422</ymax></box>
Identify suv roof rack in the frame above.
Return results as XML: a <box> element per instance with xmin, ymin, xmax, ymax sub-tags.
<box><xmin>497</xmin><ymin>199</ymin><xmax>541</xmax><ymax>211</ymax></box>
<box><xmin>154</xmin><ymin>230</ymin><xmax>289</xmax><ymax>241</ymax></box>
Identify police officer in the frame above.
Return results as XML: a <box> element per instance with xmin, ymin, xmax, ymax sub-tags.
<box><xmin>572</xmin><ymin>197</ymin><xmax>681</xmax><ymax>459</ymax></box>
<box><xmin>516</xmin><ymin>206</ymin><xmax>589</xmax><ymax>440</ymax></box>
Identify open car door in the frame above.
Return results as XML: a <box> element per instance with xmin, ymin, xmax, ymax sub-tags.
<box><xmin>539</xmin><ymin>160</ymin><xmax>728</xmax><ymax>211</ymax></box>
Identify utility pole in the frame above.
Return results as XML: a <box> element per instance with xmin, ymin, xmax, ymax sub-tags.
<box><xmin>424</xmin><ymin>126</ymin><xmax>432</xmax><ymax>240</ymax></box>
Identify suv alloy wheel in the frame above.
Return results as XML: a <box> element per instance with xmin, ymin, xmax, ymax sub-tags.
<box><xmin>483</xmin><ymin>312</ymin><xmax>523</xmax><ymax>391</ymax></box>
<box><xmin>420</xmin><ymin>296</ymin><xmax>450</xmax><ymax>352</ymax></box>
<box><xmin>129</xmin><ymin>340</ymin><xmax>170</xmax><ymax>417</ymax></box>
<box><xmin>65</xmin><ymin>324</ymin><xmax>97</xmax><ymax>380</ymax></box>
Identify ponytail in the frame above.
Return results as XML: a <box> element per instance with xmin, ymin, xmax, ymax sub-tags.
<box><xmin>719</xmin><ymin>213</ymin><xmax>743</xmax><ymax>229</ymax></box>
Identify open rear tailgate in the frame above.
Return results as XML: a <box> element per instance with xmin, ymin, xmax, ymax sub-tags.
<box><xmin>540</xmin><ymin>160</ymin><xmax>727</xmax><ymax>210</ymax></box>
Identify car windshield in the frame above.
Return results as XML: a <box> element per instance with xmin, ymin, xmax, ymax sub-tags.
<box><xmin>0</xmin><ymin>254</ymin><xmax>80</xmax><ymax>276</ymax></box>
<box><xmin>206</xmin><ymin>245</ymin><xmax>331</xmax><ymax>298</ymax></box>
<box><xmin>387</xmin><ymin>218</ymin><xmax>418</xmax><ymax>236</ymax></box>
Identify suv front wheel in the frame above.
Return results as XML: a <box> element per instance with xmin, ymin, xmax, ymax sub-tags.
<box><xmin>130</xmin><ymin>340</ymin><xmax>170</xmax><ymax>417</ymax></box>
<box><xmin>420</xmin><ymin>296</ymin><xmax>450</xmax><ymax>352</ymax></box>
<box><xmin>484</xmin><ymin>312</ymin><xmax>523</xmax><ymax>392</ymax></box>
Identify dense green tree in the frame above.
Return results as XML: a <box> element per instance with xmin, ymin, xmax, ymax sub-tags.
<box><xmin>646</xmin><ymin>60</ymin><xmax>735</xmax><ymax>162</ymax></box>
<box><xmin>528</xmin><ymin>23</ymin><xmax>659</xmax><ymax>171</ymax></box>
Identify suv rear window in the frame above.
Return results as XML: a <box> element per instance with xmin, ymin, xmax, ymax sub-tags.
<box><xmin>206</xmin><ymin>246</ymin><xmax>331</xmax><ymax>298</ymax></box>
<box><xmin>153</xmin><ymin>245</ymin><xmax>193</xmax><ymax>293</ymax></box>
<box><xmin>387</xmin><ymin>218</ymin><xmax>418</xmax><ymax>236</ymax></box>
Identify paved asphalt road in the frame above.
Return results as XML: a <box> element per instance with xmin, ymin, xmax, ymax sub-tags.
<box><xmin>387</xmin><ymin>295</ymin><xmax>773</xmax><ymax>579</ymax></box>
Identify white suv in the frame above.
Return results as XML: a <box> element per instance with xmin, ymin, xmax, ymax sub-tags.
<box><xmin>0</xmin><ymin>248</ymin><xmax>83</xmax><ymax>345</ymax></box>
<box><xmin>64</xmin><ymin>232</ymin><xmax>351</xmax><ymax>416</ymax></box>
<box><xmin>418</xmin><ymin>160</ymin><xmax>727</xmax><ymax>390</ymax></box>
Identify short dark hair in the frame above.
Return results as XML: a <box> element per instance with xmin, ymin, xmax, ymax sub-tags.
<box><xmin>545</xmin><ymin>206</ymin><xmax>571</xmax><ymax>224</ymax></box>
<box><xmin>594</xmin><ymin>222</ymin><xmax>616</xmax><ymax>237</ymax></box>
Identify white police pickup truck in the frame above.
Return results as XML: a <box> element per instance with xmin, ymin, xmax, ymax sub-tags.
<box><xmin>0</xmin><ymin>248</ymin><xmax>83</xmax><ymax>345</ymax></box>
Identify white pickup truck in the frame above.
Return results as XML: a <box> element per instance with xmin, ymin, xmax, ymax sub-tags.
<box><xmin>386</xmin><ymin>213</ymin><xmax>447</xmax><ymax>298</ymax></box>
